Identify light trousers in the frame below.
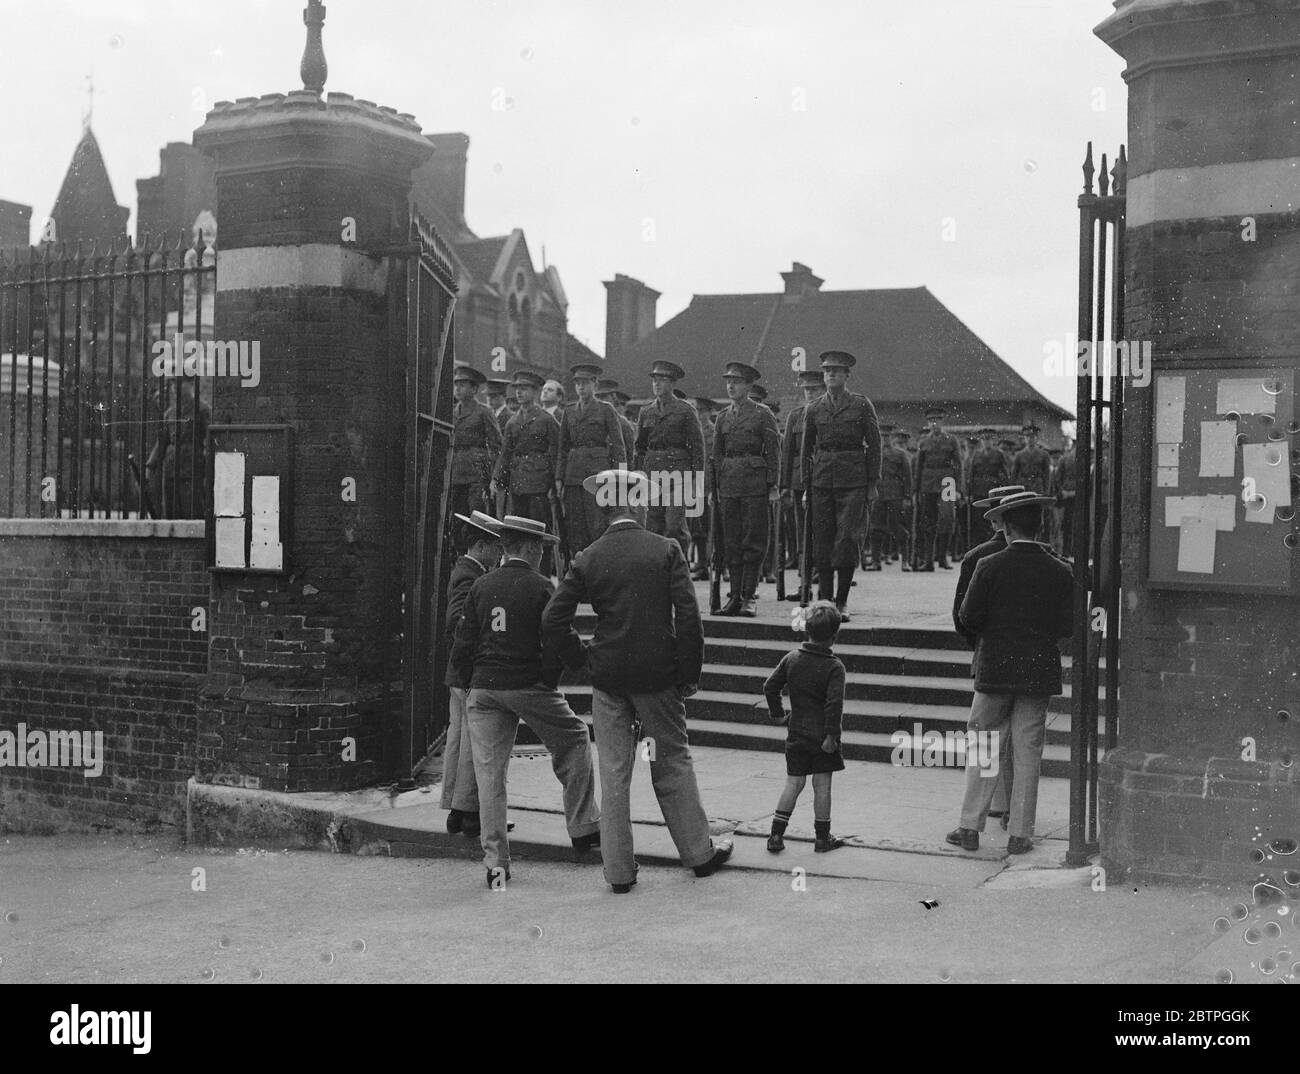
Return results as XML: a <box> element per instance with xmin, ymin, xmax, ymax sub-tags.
<box><xmin>958</xmin><ymin>690</ymin><xmax>1048</xmax><ymax>839</ymax></box>
<box><xmin>439</xmin><ymin>686</ymin><xmax>479</xmax><ymax>813</ymax></box>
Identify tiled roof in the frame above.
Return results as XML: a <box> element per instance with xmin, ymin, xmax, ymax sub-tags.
<box><xmin>604</xmin><ymin>285</ymin><xmax>1070</xmax><ymax>416</ymax></box>
<box><xmin>49</xmin><ymin>127</ymin><xmax>130</xmax><ymax>246</ymax></box>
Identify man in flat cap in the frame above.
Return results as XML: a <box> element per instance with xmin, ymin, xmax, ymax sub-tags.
<box><xmin>915</xmin><ymin>405</ymin><xmax>964</xmax><ymax>571</ymax></box>
<box><xmin>948</xmin><ymin>491</ymin><xmax>1073</xmax><ymax>855</ymax></box>
<box><xmin>557</xmin><ymin>363</ymin><xmax>627</xmax><ymax>556</ymax></box>
<box><xmin>967</xmin><ymin>428</ymin><xmax>1011</xmax><ymax>549</ymax></box>
<box><xmin>543</xmin><ymin>469</ymin><xmax>732</xmax><ymax>893</ymax></box>
<box><xmin>712</xmin><ymin>362</ymin><xmax>781</xmax><ymax>616</ymax></box>
<box><xmin>1011</xmin><ymin>422</ymin><xmax>1053</xmax><ymax>540</ymax></box>
<box><xmin>780</xmin><ymin>370</ymin><xmax>826</xmax><ymax>592</ymax></box>
<box><xmin>441</xmin><ymin>510</ymin><xmax>502</xmax><ymax>837</ymax></box>
<box><xmin>492</xmin><ymin>370</ymin><xmax>561</xmax><ymax>575</ymax></box>
<box><xmin>450</xmin><ymin>365</ymin><xmax>503</xmax><ymax>553</ymax></box>
<box><xmin>688</xmin><ymin>397</ymin><xmax>717</xmax><ymax>580</ymax></box>
<box><xmin>451</xmin><ymin>514</ymin><xmax>600</xmax><ymax>888</ymax></box>
<box><xmin>867</xmin><ymin>422</ymin><xmax>913</xmax><ymax>571</ymax></box>
<box><xmin>800</xmin><ymin>351</ymin><xmax>882</xmax><ymax>619</ymax></box>
<box><xmin>635</xmin><ymin>360</ymin><xmax>705</xmax><ymax>562</ymax></box>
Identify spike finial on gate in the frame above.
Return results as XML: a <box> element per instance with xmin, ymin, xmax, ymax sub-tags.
<box><xmin>1114</xmin><ymin>145</ymin><xmax>1127</xmax><ymax>197</ymax></box>
<box><xmin>1082</xmin><ymin>142</ymin><xmax>1095</xmax><ymax>195</ymax></box>
<box><xmin>1098</xmin><ymin>152</ymin><xmax>1110</xmax><ymax>197</ymax></box>
<box><xmin>301</xmin><ymin>0</ymin><xmax>328</xmax><ymax>96</ymax></box>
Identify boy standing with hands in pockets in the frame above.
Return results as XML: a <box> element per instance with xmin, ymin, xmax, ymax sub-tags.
<box><xmin>763</xmin><ymin>601</ymin><xmax>847</xmax><ymax>853</ymax></box>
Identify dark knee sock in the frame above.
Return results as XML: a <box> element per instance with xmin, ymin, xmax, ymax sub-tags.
<box><xmin>814</xmin><ymin>819</ymin><xmax>831</xmax><ymax>840</ymax></box>
<box><xmin>772</xmin><ymin>809</ymin><xmax>792</xmax><ymax>836</ymax></box>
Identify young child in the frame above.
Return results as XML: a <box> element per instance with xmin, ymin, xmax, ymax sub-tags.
<box><xmin>763</xmin><ymin>601</ymin><xmax>846</xmax><ymax>852</ymax></box>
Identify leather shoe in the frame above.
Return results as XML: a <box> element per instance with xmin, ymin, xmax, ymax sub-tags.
<box><xmin>1007</xmin><ymin>836</ymin><xmax>1033</xmax><ymax>855</ymax></box>
<box><xmin>611</xmin><ymin>879</ymin><xmax>637</xmax><ymax>894</ymax></box>
<box><xmin>462</xmin><ymin>815</ymin><xmax>482</xmax><ymax>838</ymax></box>
<box><xmin>690</xmin><ymin>566</ymin><xmax>709</xmax><ymax>581</ymax></box>
<box><xmin>739</xmin><ymin>597</ymin><xmax>758</xmax><ymax>618</ymax></box>
<box><xmin>945</xmin><ymin>827</ymin><xmax>979</xmax><ymax>851</ymax></box>
<box><xmin>717</xmin><ymin>594</ymin><xmax>741</xmax><ymax>616</ymax></box>
<box><xmin>693</xmin><ymin>839</ymin><xmax>734</xmax><ymax>877</ymax></box>
<box><xmin>835</xmin><ymin>604</ymin><xmax>850</xmax><ymax>622</ymax></box>
<box><xmin>445</xmin><ymin>808</ymin><xmax>464</xmax><ymax>835</ymax></box>
<box><xmin>572</xmin><ymin>831</ymin><xmax>600</xmax><ymax>856</ymax></box>
<box><xmin>766</xmin><ymin>833</ymin><xmax>785</xmax><ymax>853</ymax></box>
<box><xmin>815</xmin><ymin>834</ymin><xmax>845</xmax><ymax>853</ymax></box>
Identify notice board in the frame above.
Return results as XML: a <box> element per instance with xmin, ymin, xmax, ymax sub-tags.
<box><xmin>1147</xmin><ymin>360</ymin><xmax>1300</xmax><ymax>593</ymax></box>
<box><xmin>206</xmin><ymin>423</ymin><xmax>294</xmax><ymax>576</ymax></box>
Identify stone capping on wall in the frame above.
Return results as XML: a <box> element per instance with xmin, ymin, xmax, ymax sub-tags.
<box><xmin>0</xmin><ymin>519</ymin><xmax>204</xmax><ymax>538</ymax></box>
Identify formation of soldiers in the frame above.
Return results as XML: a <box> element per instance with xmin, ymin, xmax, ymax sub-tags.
<box><xmin>449</xmin><ymin>356</ymin><xmax>1080</xmax><ymax>617</ymax></box>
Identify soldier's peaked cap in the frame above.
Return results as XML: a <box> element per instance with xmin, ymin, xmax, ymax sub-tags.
<box><xmin>748</xmin><ymin>383</ymin><xmax>768</xmax><ymax>400</ymax></box>
<box><xmin>1022</xmin><ymin>421</ymin><xmax>1042</xmax><ymax>434</ymax></box>
<box><xmin>497</xmin><ymin>514</ymin><xmax>559</xmax><ymax>544</ymax></box>
<box><xmin>569</xmin><ymin>363</ymin><xmax>603</xmax><ymax>381</ymax></box>
<box><xmin>722</xmin><ymin>361</ymin><xmax>761</xmax><ymax>382</ymax></box>
<box><xmin>649</xmin><ymin>360</ymin><xmax>686</xmax><ymax>380</ymax></box>
<box><xmin>818</xmin><ymin>350</ymin><xmax>857</xmax><ymax>370</ymax></box>
<box><xmin>511</xmin><ymin>369</ymin><xmax>545</xmax><ymax>389</ymax></box>
<box><xmin>455</xmin><ymin>511</ymin><xmax>502</xmax><ymax>540</ymax></box>
<box><xmin>595</xmin><ymin>378</ymin><xmax>619</xmax><ymax>393</ymax></box>
<box><xmin>796</xmin><ymin>369</ymin><xmax>825</xmax><ymax>387</ymax></box>
<box><xmin>925</xmin><ymin>405</ymin><xmax>948</xmax><ymax>418</ymax></box>
<box><xmin>453</xmin><ymin>364</ymin><xmax>486</xmax><ymax>386</ymax></box>
<box><xmin>485</xmin><ymin>378</ymin><xmax>511</xmax><ymax>393</ymax></box>
<box><xmin>972</xmin><ymin>484</ymin><xmax>1025</xmax><ymax>509</ymax></box>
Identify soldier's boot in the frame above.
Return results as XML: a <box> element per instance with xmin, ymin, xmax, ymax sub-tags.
<box><xmin>739</xmin><ymin>565</ymin><xmax>759</xmax><ymax>618</ymax></box>
<box><xmin>920</xmin><ymin>536</ymin><xmax>936</xmax><ymax>571</ymax></box>
<box><xmin>937</xmin><ymin>536</ymin><xmax>953</xmax><ymax>570</ymax></box>
<box><xmin>816</xmin><ymin>568</ymin><xmax>835</xmax><ymax>603</ymax></box>
<box><xmin>868</xmin><ymin>533</ymin><xmax>886</xmax><ymax>570</ymax></box>
<box><xmin>719</xmin><ymin>562</ymin><xmax>743</xmax><ymax>616</ymax></box>
<box><xmin>834</xmin><ymin>568</ymin><xmax>854</xmax><ymax>621</ymax></box>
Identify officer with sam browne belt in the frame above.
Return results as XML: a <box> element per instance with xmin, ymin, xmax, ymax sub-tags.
<box><xmin>492</xmin><ymin>369</ymin><xmax>560</xmax><ymax>575</ymax></box>
<box><xmin>634</xmin><ymin>360</ymin><xmax>706</xmax><ymax>561</ymax></box>
<box><xmin>449</xmin><ymin>364</ymin><xmax>503</xmax><ymax>553</ymax></box>
<box><xmin>779</xmin><ymin>368</ymin><xmax>826</xmax><ymax>597</ymax></box>
<box><xmin>556</xmin><ymin>363</ymin><xmax>627</xmax><ymax>555</ymax></box>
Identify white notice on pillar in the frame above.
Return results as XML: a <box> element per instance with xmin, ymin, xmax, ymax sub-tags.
<box><xmin>215</xmin><ymin>517</ymin><xmax>247</xmax><ymax>568</ymax></box>
<box><xmin>214</xmin><ymin>452</ymin><xmax>245</xmax><ymax>517</ymax></box>
<box><xmin>249</xmin><ymin>475</ymin><xmax>283</xmax><ymax>571</ymax></box>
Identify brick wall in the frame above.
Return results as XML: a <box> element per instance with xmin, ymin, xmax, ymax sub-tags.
<box><xmin>0</xmin><ymin>523</ymin><xmax>207</xmax><ymax>831</ymax></box>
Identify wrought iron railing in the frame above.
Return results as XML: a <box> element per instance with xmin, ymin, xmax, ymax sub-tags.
<box><xmin>0</xmin><ymin>230</ymin><xmax>216</xmax><ymax>520</ymax></box>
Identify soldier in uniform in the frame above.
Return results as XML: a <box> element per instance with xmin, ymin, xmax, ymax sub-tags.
<box><xmin>1054</xmin><ymin>439</ymin><xmax>1078</xmax><ymax>559</ymax></box>
<box><xmin>780</xmin><ymin>369</ymin><xmax>826</xmax><ymax>591</ymax></box>
<box><xmin>712</xmin><ymin>362</ymin><xmax>781</xmax><ymax>617</ymax></box>
<box><xmin>688</xmin><ymin>396</ymin><xmax>717</xmax><ymax>579</ymax></box>
<box><xmin>485</xmin><ymin>379</ymin><xmax>512</xmax><ymax>427</ymax></box>
<box><xmin>801</xmin><ymin>350</ymin><xmax>882</xmax><ymax>619</ymax></box>
<box><xmin>998</xmin><ymin>436</ymin><xmax>1018</xmax><ymax>474</ymax></box>
<box><xmin>557</xmin><ymin>363</ymin><xmax>627</xmax><ymax>556</ymax></box>
<box><xmin>1011</xmin><ymin>422</ymin><xmax>1053</xmax><ymax>539</ymax></box>
<box><xmin>867</xmin><ymin>423</ymin><xmax>913</xmax><ymax>570</ymax></box>
<box><xmin>635</xmin><ymin>360</ymin><xmax>705</xmax><ymax>562</ymax></box>
<box><xmin>915</xmin><ymin>405</ymin><xmax>963</xmax><ymax>571</ymax></box>
<box><xmin>449</xmin><ymin>365</ymin><xmax>503</xmax><ymax>553</ymax></box>
<box><xmin>747</xmin><ymin>382</ymin><xmax>781</xmax><ymax>583</ymax></box>
<box><xmin>966</xmin><ymin>427</ymin><xmax>1011</xmax><ymax>549</ymax></box>
<box><xmin>893</xmin><ymin>428</ymin><xmax>916</xmax><ymax>567</ymax></box>
<box><xmin>491</xmin><ymin>369</ymin><xmax>561</xmax><ymax>575</ymax></box>
<box><xmin>597</xmin><ymin>379</ymin><xmax>637</xmax><ymax>462</ymax></box>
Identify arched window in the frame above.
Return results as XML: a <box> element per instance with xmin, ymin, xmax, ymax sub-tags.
<box><xmin>508</xmin><ymin>293</ymin><xmax>520</xmax><ymax>350</ymax></box>
<box><xmin>521</xmin><ymin>297</ymin><xmax>532</xmax><ymax>362</ymax></box>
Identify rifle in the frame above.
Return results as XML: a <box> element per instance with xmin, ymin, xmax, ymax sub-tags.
<box><xmin>798</xmin><ymin>408</ymin><xmax>813</xmax><ymax>605</ymax></box>
<box><xmin>127</xmin><ymin>453</ymin><xmax>157</xmax><ymax>520</ymax></box>
<box><xmin>774</xmin><ymin>497</ymin><xmax>785</xmax><ymax>601</ymax></box>
<box><xmin>709</xmin><ymin>485</ymin><xmax>723</xmax><ymax>615</ymax></box>
<box><xmin>494</xmin><ymin>484</ymin><xmax>507</xmax><ymax>518</ymax></box>
<box><xmin>548</xmin><ymin>487</ymin><xmax>570</xmax><ymax>578</ymax></box>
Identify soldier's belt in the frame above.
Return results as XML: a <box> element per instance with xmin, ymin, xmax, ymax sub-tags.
<box><xmin>815</xmin><ymin>446</ymin><xmax>862</xmax><ymax>455</ymax></box>
<box><xmin>723</xmin><ymin>451</ymin><xmax>763</xmax><ymax>458</ymax></box>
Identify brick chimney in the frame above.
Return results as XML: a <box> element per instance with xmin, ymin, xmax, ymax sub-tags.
<box><xmin>603</xmin><ymin>273</ymin><xmax>660</xmax><ymax>361</ymax></box>
<box><xmin>0</xmin><ymin>200</ymin><xmax>32</xmax><ymax>251</ymax></box>
<box><xmin>781</xmin><ymin>261</ymin><xmax>824</xmax><ymax>300</ymax></box>
<box><xmin>414</xmin><ymin>132</ymin><xmax>470</xmax><ymax>238</ymax></box>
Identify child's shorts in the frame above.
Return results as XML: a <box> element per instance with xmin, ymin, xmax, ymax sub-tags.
<box><xmin>786</xmin><ymin>738</ymin><xmax>845</xmax><ymax>776</ymax></box>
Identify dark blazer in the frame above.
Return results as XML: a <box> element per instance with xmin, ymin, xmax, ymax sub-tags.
<box><xmin>958</xmin><ymin>542</ymin><xmax>1074</xmax><ymax>696</ymax></box>
<box><xmin>542</xmin><ymin>520</ymin><xmax>704</xmax><ymax>693</ymax></box>
<box><xmin>952</xmin><ymin>532</ymin><xmax>1007</xmax><ymax>649</ymax></box>
<box><xmin>443</xmin><ymin>553</ymin><xmax>491</xmax><ymax>683</ymax></box>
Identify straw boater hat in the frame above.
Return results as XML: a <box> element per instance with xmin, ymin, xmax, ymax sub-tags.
<box><xmin>454</xmin><ymin>511</ymin><xmax>502</xmax><ymax>540</ymax></box>
<box><xmin>971</xmin><ymin>485</ymin><xmax>1026</xmax><ymax>510</ymax></box>
<box><xmin>496</xmin><ymin>514</ymin><xmax>558</xmax><ymax>544</ymax></box>
<box><xmin>984</xmin><ymin>490</ymin><xmax>1055</xmax><ymax>522</ymax></box>
<box><xmin>582</xmin><ymin>468</ymin><xmax>654</xmax><ymax>506</ymax></box>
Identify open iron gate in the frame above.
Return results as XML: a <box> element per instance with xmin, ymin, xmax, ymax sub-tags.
<box><xmin>395</xmin><ymin>213</ymin><xmax>458</xmax><ymax>788</ymax></box>
<box><xmin>1067</xmin><ymin>143</ymin><xmax>1126</xmax><ymax>865</ymax></box>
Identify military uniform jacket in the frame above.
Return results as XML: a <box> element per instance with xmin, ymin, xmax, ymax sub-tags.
<box><xmin>916</xmin><ymin>431</ymin><xmax>963</xmax><ymax>495</ymax></box>
<box><xmin>617</xmin><ymin>414</ymin><xmax>636</xmax><ymax>463</ymax></box>
<box><xmin>634</xmin><ymin>394</ymin><xmax>705</xmax><ymax>475</ymax></box>
<box><xmin>450</xmin><ymin>400</ymin><xmax>503</xmax><ymax>487</ymax></box>
<box><xmin>558</xmin><ymin>398</ymin><xmax>626</xmax><ymax>485</ymax></box>
<box><xmin>1052</xmin><ymin>452</ymin><xmax>1077</xmax><ymax>498</ymax></box>
<box><xmin>712</xmin><ymin>399</ymin><xmax>781</xmax><ymax>498</ymax></box>
<box><xmin>877</xmin><ymin>444</ymin><xmax>914</xmax><ymax>500</ymax></box>
<box><xmin>700</xmin><ymin>416</ymin><xmax>716</xmax><ymax>495</ymax></box>
<box><xmin>968</xmin><ymin>446</ymin><xmax>1010</xmax><ymax>500</ymax></box>
<box><xmin>492</xmin><ymin>403</ymin><xmax>560</xmax><ymax>495</ymax></box>
<box><xmin>1012</xmin><ymin>445</ymin><xmax>1053</xmax><ymax>494</ymax></box>
<box><xmin>802</xmin><ymin>391</ymin><xmax>882</xmax><ymax>490</ymax></box>
<box><xmin>780</xmin><ymin>405</ymin><xmax>807</xmax><ymax>492</ymax></box>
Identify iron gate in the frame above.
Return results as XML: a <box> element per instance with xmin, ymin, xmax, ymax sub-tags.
<box><xmin>394</xmin><ymin>212</ymin><xmax>459</xmax><ymax>787</ymax></box>
<box><xmin>1068</xmin><ymin>142</ymin><xmax>1126</xmax><ymax>865</ymax></box>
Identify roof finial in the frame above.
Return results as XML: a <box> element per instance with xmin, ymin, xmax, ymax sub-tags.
<box><xmin>82</xmin><ymin>72</ymin><xmax>94</xmax><ymax>131</ymax></box>
<box><xmin>301</xmin><ymin>0</ymin><xmax>328</xmax><ymax>96</ymax></box>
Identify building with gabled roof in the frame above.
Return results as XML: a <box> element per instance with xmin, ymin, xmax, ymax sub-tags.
<box><xmin>47</xmin><ymin>126</ymin><xmax>130</xmax><ymax>248</ymax></box>
<box><xmin>602</xmin><ymin>262</ymin><xmax>1072</xmax><ymax>443</ymax></box>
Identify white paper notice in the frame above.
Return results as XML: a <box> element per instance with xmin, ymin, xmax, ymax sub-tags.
<box><xmin>1177</xmin><ymin>516</ymin><xmax>1216</xmax><ymax>574</ymax></box>
<box><xmin>215</xmin><ymin>517</ymin><xmax>246</xmax><ymax>568</ymax></box>
<box><xmin>250</xmin><ymin>541</ymin><xmax>284</xmax><ymax>571</ymax></box>
<box><xmin>1216</xmin><ymin>378</ymin><xmax>1277</xmax><ymax>416</ymax></box>
<box><xmin>1199</xmin><ymin>421</ymin><xmax>1237</xmax><ymax>478</ymax></box>
<box><xmin>1242</xmin><ymin>442</ymin><xmax>1290</xmax><ymax>523</ymax></box>
<box><xmin>1157</xmin><ymin>443</ymin><xmax>1180</xmax><ymax>467</ymax></box>
<box><xmin>1155</xmin><ymin>375</ymin><xmax>1186</xmax><ymax>443</ymax></box>
<box><xmin>1164</xmin><ymin>494</ymin><xmax>1236</xmax><ymax>532</ymax></box>
<box><xmin>213</xmin><ymin>452</ymin><xmax>245</xmax><ymax>517</ymax></box>
<box><xmin>1157</xmin><ymin>467</ymin><xmax>1179</xmax><ymax>487</ymax></box>
<box><xmin>250</xmin><ymin>476</ymin><xmax>282</xmax><ymax>570</ymax></box>
<box><xmin>251</xmin><ymin>476</ymin><xmax>280</xmax><ymax>519</ymax></box>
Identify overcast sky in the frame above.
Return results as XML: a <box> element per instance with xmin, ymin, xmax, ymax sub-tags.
<box><xmin>0</xmin><ymin>0</ymin><xmax>1126</xmax><ymax>411</ymax></box>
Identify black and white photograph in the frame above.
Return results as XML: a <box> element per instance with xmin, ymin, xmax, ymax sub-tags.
<box><xmin>0</xmin><ymin>0</ymin><xmax>1298</xmax><ymax>1032</ymax></box>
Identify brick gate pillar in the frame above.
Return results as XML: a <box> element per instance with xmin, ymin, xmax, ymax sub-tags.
<box><xmin>191</xmin><ymin>93</ymin><xmax>433</xmax><ymax>791</ymax></box>
<box><xmin>1095</xmin><ymin>1</ymin><xmax>1300</xmax><ymax>883</ymax></box>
